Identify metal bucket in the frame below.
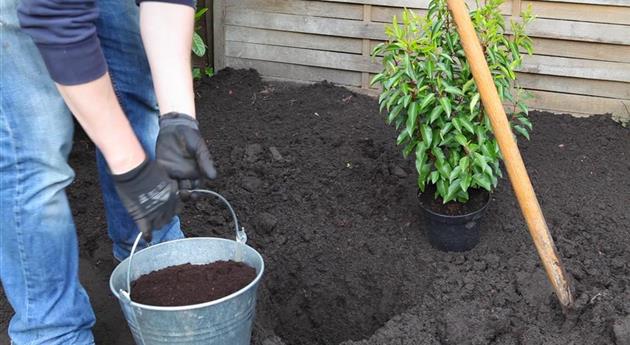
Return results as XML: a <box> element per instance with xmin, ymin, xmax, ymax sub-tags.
<box><xmin>109</xmin><ymin>190</ymin><xmax>264</xmax><ymax>345</ymax></box>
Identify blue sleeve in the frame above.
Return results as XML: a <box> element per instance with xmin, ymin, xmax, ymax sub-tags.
<box><xmin>17</xmin><ymin>0</ymin><xmax>195</xmax><ymax>86</ymax></box>
<box><xmin>17</xmin><ymin>0</ymin><xmax>107</xmax><ymax>85</ymax></box>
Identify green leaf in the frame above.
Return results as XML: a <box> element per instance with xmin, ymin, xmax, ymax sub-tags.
<box><xmin>397</xmin><ymin>130</ymin><xmax>409</xmax><ymax>145</ymax></box>
<box><xmin>460</xmin><ymin>116</ymin><xmax>475</xmax><ymax>134</ymax></box>
<box><xmin>444</xmin><ymin>85</ymin><xmax>464</xmax><ymax>96</ymax></box>
<box><xmin>449</xmin><ymin>166</ymin><xmax>462</xmax><ymax>182</ymax></box>
<box><xmin>440</xmin><ymin>122</ymin><xmax>453</xmax><ymax>139</ymax></box>
<box><xmin>444</xmin><ymin>180</ymin><xmax>461</xmax><ymax>203</ymax></box>
<box><xmin>436</xmin><ymin>157</ymin><xmax>452</xmax><ymax>178</ymax></box>
<box><xmin>370</xmin><ymin>73</ymin><xmax>384</xmax><ymax>86</ymax></box>
<box><xmin>473</xmin><ymin>153</ymin><xmax>492</xmax><ymax>174</ymax></box>
<box><xmin>473</xmin><ymin>173</ymin><xmax>492</xmax><ymax>191</ymax></box>
<box><xmin>387</xmin><ymin>104</ymin><xmax>403</xmax><ymax>124</ymax></box>
<box><xmin>459</xmin><ymin>156</ymin><xmax>470</xmax><ymax>171</ymax></box>
<box><xmin>460</xmin><ymin>175</ymin><xmax>472</xmax><ymax>192</ymax></box>
<box><xmin>416</xmin><ymin>142</ymin><xmax>427</xmax><ymax>166</ymax></box>
<box><xmin>192</xmin><ymin>32</ymin><xmax>206</xmax><ymax>57</ymax></box>
<box><xmin>192</xmin><ymin>67</ymin><xmax>201</xmax><ymax>80</ymax></box>
<box><xmin>518</xmin><ymin>115</ymin><xmax>533</xmax><ymax>130</ymax></box>
<box><xmin>386</xmin><ymin>89</ymin><xmax>401</xmax><ymax>110</ymax></box>
<box><xmin>452</xmin><ymin>117</ymin><xmax>462</xmax><ymax>132</ymax></box>
<box><xmin>430</xmin><ymin>171</ymin><xmax>440</xmax><ymax>184</ymax></box>
<box><xmin>421</xmin><ymin>124</ymin><xmax>433</xmax><ymax>146</ymax></box>
<box><xmin>403</xmin><ymin>139</ymin><xmax>418</xmax><ymax>158</ymax></box>
<box><xmin>439</xmin><ymin>97</ymin><xmax>452</xmax><ymax>118</ymax></box>
<box><xmin>379</xmin><ymin>89</ymin><xmax>391</xmax><ymax>106</ymax></box>
<box><xmin>455</xmin><ymin>133</ymin><xmax>468</xmax><ymax>147</ymax></box>
<box><xmin>195</xmin><ymin>7</ymin><xmax>208</xmax><ymax>20</ymax></box>
<box><xmin>436</xmin><ymin>179</ymin><xmax>447</xmax><ymax>199</ymax></box>
<box><xmin>429</xmin><ymin>105</ymin><xmax>444</xmax><ymax>124</ymax></box>
<box><xmin>513</xmin><ymin>125</ymin><xmax>530</xmax><ymax>140</ymax></box>
<box><xmin>420</xmin><ymin>93</ymin><xmax>436</xmax><ymax>111</ymax></box>
<box><xmin>403</xmin><ymin>94</ymin><xmax>413</xmax><ymax>108</ymax></box>
<box><xmin>462</xmin><ymin>78</ymin><xmax>476</xmax><ymax>93</ymax></box>
<box><xmin>404</xmin><ymin>54</ymin><xmax>416</xmax><ymax>80</ymax></box>
<box><xmin>470</xmin><ymin>92</ymin><xmax>481</xmax><ymax>114</ymax></box>
<box><xmin>407</xmin><ymin>102</ymin><xmax>419</xmax><ymax>137</ymax></box>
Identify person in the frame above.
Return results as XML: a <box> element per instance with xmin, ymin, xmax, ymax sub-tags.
<box><xmin>0</xmin><ymin>0</ymin><xmax>216</xmax><ymax>343</ymax></box>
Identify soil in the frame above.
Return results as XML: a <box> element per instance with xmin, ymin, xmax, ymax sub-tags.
<box><xmin>420</xmin><ymin>186</ymin><xmax>490</xmax><ymax>216</ymax></box>
<box><xmin>1</xmin><ymin>68</ymin><xmax>629</xmax><ymax>345</ymax></box>
<box><xmin>130</xmin><ymin>261</ymin><xmax>257</xmax><ymax>306</ymax></box>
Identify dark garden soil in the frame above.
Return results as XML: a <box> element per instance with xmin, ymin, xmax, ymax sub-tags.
<box><xmin>420</xmin><ymin>185</ymin><xmax>490</xmax><ymax>216</ymax></box>
<box><xmin>1</xmin><ymin>68</ymin><xmax>629</xmax><ymax>345</ymax></box>
<box><xmin>130</xmin><ymin>261</ymin><xmax>257</xmax><ymax>306</ymax></box>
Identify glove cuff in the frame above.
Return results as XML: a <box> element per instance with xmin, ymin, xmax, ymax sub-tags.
<box><xmin>112</xmin><ymin>158</ymin><xmax>150</xmax><ymax>183</ymax></box>
<box><xmin>160</xmin><ymin>112</ymin><xmax>199</xmax><ymax>129</ymax></box>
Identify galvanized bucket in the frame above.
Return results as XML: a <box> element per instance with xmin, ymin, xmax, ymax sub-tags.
<box><xmin>109</xmin><ymin>190</ymin><xmax>264</xmax><ymax>345</ymax></box>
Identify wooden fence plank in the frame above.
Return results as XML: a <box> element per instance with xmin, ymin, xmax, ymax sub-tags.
<box><xmin>226</xmin><ymin>0</ymin><xmax>363</xmax><ymax>20</ymax></box>
<box><xmin>520</xmin><ymin>55</ymin><xmax>630</xmax><ymax>83</ymax></box>
<box><xmin>225</xmin><ymin>9</ymin><xmax>630</xmax><ymax>45</ymax></box>
<box><xmin>324</xmin><ymin>0</ymin><xmax>513</xmax><ymax>9</ymax></box>
<box><xmin>535</xmin><ymin>0</ymin><xmax>630</xmax><ymax>7</ymax></box>
<box><xmin>517</xmin><ymin>73</ymin><xmax>630</xmax><ymax>100</ymax></box>
<box><xmin>225</xmin><ymin>26</ymin><xmax>363</xmax><ymax>54</ymax></box>
<box><xmin>525</xmin><ymin>18</ymin><xmax>630</xmax><ymax>45</ymax></box>
<box><xmin>323</xmin><ymin>0</ymin><xmax>436</xmax><ymax>7</ymax></box>
<box><xmin>213</xmin><ymin>0</ymin><xmax>226</xmax><ymax>69</ymax></box>
<box><xmin>528</xmin><ymin>38</ymin><xmax>630</xmax><ymax>64</ymax></box>
<box><xmin>526</xmin><ymin>90</ymin><xmax>630</xmax><ymax>121</ymax></box>
<box><xmin>523</xmin><ymin>1</ymin><xmax>630</xmax><ymax>25</ymax></box>
<box><xmin>225</xmin><ymin>41</ymin><xmax>382</xmax><ymax>73</ymax></box>
<box><xmin>225</xmin><ymin>9</ymin><xmax>386</xmax><ymax>40</ymax></box>
<box><xmin>226</xmin><ymin>57</ymin><xmax>363</xmax><ymax>86</ymax></box>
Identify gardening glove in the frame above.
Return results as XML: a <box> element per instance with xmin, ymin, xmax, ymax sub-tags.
<box><xmin>156</xmin><ymin>112</ymin><xmax>217</xmax><ymax>200</ymax></box>
<box><xmin>113</xmin><ymin>159</ymin><xmax>179</xmax><ymax>242</ymax></box>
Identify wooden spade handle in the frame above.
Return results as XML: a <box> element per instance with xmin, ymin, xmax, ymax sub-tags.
<box><xmin>446</xmin><ymin>0</ymin><xmax>574</xmax><ymax>309</ymax></box>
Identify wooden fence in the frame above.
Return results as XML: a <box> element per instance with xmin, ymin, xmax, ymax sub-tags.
<box><xmin>212</xmin><ymin>0</ymin><xmax>630</xmax><ymax>122</ymax></box>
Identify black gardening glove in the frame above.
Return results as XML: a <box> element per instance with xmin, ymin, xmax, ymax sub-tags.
<box><xmin>113</xmin><ymin>159</ymin><xmax>179</xmax><ymax>242</ymax></box>
<box><xmin>156</xmin><ymin>112</ymin><xmax>217</xmax><ymax>199</ymax></box>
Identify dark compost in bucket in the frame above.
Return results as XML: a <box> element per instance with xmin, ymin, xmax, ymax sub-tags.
<box><xmin>131</xmin><ymin>259</ymin><xmax>257</xmax><ymax>307</ymax></box>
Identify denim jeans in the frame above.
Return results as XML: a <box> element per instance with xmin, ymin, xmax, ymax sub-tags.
<box><xmin>0</xmin><ymin>0</ymin><xmax>184</xmax><ymax>344</ymax></box>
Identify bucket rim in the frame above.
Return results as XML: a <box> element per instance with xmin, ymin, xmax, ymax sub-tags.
<box><xmin>109</xmin><ymin>237</ymin><xmax>265</xmax><ymax>311</ymax></box>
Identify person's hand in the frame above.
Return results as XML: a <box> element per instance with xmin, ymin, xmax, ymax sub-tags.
<box><xmin>156</xmin><ymin>112</ymin><xmax>217</xmax><ymax>198</ymax></box>
<box><xmin>113</xmin><ymin>159</ymin><xmax>179</xmax><ymax>241</ymax></box>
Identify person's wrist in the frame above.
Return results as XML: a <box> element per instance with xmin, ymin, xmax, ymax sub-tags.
<box><xmin>107</xmin><ymin>147</ymin><xmax>147</xmax><ymax>175</ymax></box>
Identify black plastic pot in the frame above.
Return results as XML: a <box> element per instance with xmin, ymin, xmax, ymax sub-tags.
<box><xmin>419</xmin><ymin>193</ymin><xmax>490</xmax><ymax>252</ymax></box>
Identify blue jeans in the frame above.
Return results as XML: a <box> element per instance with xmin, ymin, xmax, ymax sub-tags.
<box><xmin>0</xmin><ymin>0</ymin><xmax>184</xmax><ymax>344</ymax></box>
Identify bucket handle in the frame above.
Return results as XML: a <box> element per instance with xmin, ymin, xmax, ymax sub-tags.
<box><xmin>123</xmin><ymin>189</ymin><xmax>248</xmax><ymax>299</ymax></box>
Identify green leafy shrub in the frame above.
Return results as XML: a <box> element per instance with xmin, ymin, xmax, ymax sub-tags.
<box><xmin>192</xmin><ymin>7</ymin><xmax>209</xmax><ymax>58</ymax></box>
<box><xmin>371</xmin><ymin>0</ymin><xmax>534</xmax><ymax>204</ymax></box>
<box><xmin>192</xmin><ymin>7</ymin><xmax>214</xmax><ymax>80</ymax></box>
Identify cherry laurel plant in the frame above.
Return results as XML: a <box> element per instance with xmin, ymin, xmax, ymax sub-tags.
<box><xmin>372</xmin><ymin>0</ymin><xmax>535</xmax><ymax>204</ymax></box>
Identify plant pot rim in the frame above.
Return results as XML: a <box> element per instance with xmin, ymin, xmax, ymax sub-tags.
<box><xmin>418</xmin><ymin>190</ymin><xmax>491</xmax><ymax>219</ymax></box>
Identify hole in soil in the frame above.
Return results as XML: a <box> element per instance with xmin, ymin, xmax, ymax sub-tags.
<box><xmin>264</xmin><ymin>252</ymin><xmax>405</xmax><ymax>345</ymax></box>
<box><xmin>186</xmin><ymin>201</ymin><xmax>419</xmax><ymax>345</ymax></box>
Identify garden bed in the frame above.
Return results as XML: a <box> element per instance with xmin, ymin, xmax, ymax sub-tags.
<box><xmin>1</xmin><ymin>68</ymin><xmax>628</xmax><ymax>345</ymax></box>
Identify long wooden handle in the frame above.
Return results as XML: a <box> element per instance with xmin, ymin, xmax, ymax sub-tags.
<box><xmin>446</xmin><ymin>0</ymin><xmax>574</xmax><ymax>309</ymax></box>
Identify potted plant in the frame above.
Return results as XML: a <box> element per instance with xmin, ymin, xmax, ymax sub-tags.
<box><xmin>371</xmin><ymin>0</ymin><xmax>535</xmax><ymax>251</ymax></box>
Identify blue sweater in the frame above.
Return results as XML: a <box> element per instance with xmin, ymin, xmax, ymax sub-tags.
<box><xmin>17</xmin><ymin>0</ymin><xmax>194</xmax><ymax>85</ymax></box>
